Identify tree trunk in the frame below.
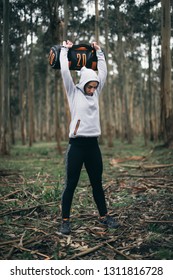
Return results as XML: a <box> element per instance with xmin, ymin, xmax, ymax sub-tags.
<box><xmin>45</xmin><ymin>66</ymin><xmax>51</xmax><ymax>142</ymax></box>
<box><xmin>95</xmin><ymin>0</ymin><xmax>99</xmax><ymax>42</ymax></box>
<box><xmin>28</xmin><ymin>12</ymin><xmax>35</xmax><ymax>146</ymax></box>
<box><xmin>95</xmin><ymin>0</ymin><xmax>105</xmax><ymax>144</ymax></box>
<box><xmin>10</xmin><ymin>88</ymin><xmax>15</xmax><ymax>145</ymax></box>
<box><xmin>63</xmin><ymin>0</ymin><xmax>68</xmax><ymax>40</ymax></box>
<box><xmin>160</xmin><ymin>0</ymin><xmax>172</xmax><ymax>147</ymax></box>
<box><xmin>104</xmin><ymin>0</ymin><xmax>114</xmax><ymax>147</ymax></box>
<box><xmin>148</xmin><ymin>34</ymin><xmax>154</xmax><ymax>142</ymax></box>
<box><xmin>0</xmin><ymin>0</ymin><xmax>10</xmax><ymax>155</ymax></box>
<box><xmin>117</xmin><ymin>33</ymin><xmax>129</xmax><ymax>143</ymax></box>
<box><xmin>55</xmin><ymin>72</ymin><xmax>62</xmax><ymax>153</ymax></box>
<box><xmin>143</xmin><ymin>78</ymin><xmax>149</xmax><ymax>146</ymax></box>
<box><xmin>19</xmin><ymin>46</ymin><xmax>26</xmax><ymax>145</ymax></box>
<box><xmin>124</xmin><ymin>65</ymin><xmax>133</xmax><ymax>144</ymax></box>
<box><xmin>37</xmin><ymin>76</ymin><xmax>44</xmax><ymax>141</ymax></box>
<box><xmin>48</xmin><ymin>0</ymin><xmax>64</xmax><ymax>153</ymax></box>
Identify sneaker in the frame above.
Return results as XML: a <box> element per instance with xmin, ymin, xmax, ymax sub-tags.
<box><xmin>60</xmin><ymin>220</ymin><xmax>71</xmax><ymax>235</ymax></box>
<box><xmin>99</xmin><ymin>215</ymin><xmax>119</xmax><ymax>229</ymax></box>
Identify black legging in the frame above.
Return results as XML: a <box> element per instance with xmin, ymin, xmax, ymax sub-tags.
<box><xmin>61</xmin><ymin>137</ymin><xmax>108</xmax><ymax>219</ymax></box>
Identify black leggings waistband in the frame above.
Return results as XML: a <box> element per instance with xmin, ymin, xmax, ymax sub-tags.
<box><xmin>69</xmin><ymin>137</ymin><xmax>98</xmax><ymax>145</ymax></box>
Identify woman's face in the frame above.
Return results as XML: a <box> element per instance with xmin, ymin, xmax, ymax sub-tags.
<box><xmin>84</xmin><ymin>81</ymin><xmax>99</xmax><ymax>96</ymax></box>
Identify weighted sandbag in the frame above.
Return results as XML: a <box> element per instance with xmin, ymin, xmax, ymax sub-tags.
<box><xmin>48</xmin><ymin>44</ymin><xmax>98</xmax><ymax>70</ymax></box>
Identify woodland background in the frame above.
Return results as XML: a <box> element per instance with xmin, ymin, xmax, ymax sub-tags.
<box><xmin>0</xmin><ymin>0</ymin><xmax>173</xmax><ymax>154</ymax></box>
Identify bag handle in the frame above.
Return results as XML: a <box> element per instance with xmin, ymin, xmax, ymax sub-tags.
<box><xmin>70</xmin><ymin>44</ymin><xmax>94</xmax><ymax>51</ymax></box>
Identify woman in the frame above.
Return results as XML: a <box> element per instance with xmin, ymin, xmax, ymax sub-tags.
<box><xmin>59</xmin><ymin>40</ymin><xmax>119</xmax><ymax>234</ymax></box>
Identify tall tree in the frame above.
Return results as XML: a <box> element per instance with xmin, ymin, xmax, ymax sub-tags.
<box><xmin>63</xmin><ymin>0</ymin><xmax>68</xmax><ymax>40</ymax></box>
<box><xmin>95</xmin><ymin>0</ymin><xmax>99</xmax><ymax>42</ymax></box>
<box><xmin>47</xmin><ymin>0</ymin><xmax>64</xmax><ymax>153</ymax></box>
<box><xmin>104</xmin><ymin>0</ymin><xmax>114</xmax><ymax>147</ymax></box>
<box><xmin>19</xmin><ymin>44</ymin><xmax>26</xmax><ymax>145</ymax></box>
<box><xmin>0</xmin><ymin>0</ymin><xmax>10</xmax><ymax>155</ymax></box>
<box><xmin>160</xmin><ymin>0</ymin><xmax>172</xmax><ymax>147</ymax></box>
<box><xmin>28</xmin><ymin>10</ymin><xmax>35</xmax><ymax>147</ymax></box>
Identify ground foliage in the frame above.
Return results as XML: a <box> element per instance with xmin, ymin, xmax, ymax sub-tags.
<box><xmin>0</xmin><ymin>140</ymin><xmax>173</xmax><ymax>260</ymax></box>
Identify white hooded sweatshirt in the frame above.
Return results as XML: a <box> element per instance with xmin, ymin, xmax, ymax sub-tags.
<box><xmin>60</xmin><ymin>47</ymin><xmax>107</xmax><ymax>138</ymax></box>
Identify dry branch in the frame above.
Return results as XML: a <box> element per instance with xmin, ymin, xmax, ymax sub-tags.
<box><xmin>5</xmin><ymin>247</ymin><xmax>15</xmax><ymax>259</ymax></box>
<box><xmin>14</xmin><ymin>245</ymin><xmax>51</xmax><ymax>259</ymax></box>
<box><xmin>0</xmin><ymin>202</ymin><xmax>57</xmax><ymax>217</ymax></box>
<box><xmin>0</xmin><ymin>190</ymin><xmax>21</xmax><ymax>201</ymax></box>
<box><xmin>119</xmin><ymin>163</ymin><xmax>173</xmax><ymax>170</ymax></box>
<box><xmin>0</xmin><ymin>239</ymin><xmax>24</xmax><ymax>246</ymax></box>
<box><xmin>69</xmin><ymin>237</ymin><xmax>117</xmax><ymax>260</ymax></box>
<box><xmin>145</xmin><ymin>220</ymin><xmax>173</xmax><ymax>223</ymax></box>
<box><xmin>117</xmin><ymin>174</ymin><xmax>173</xmax><ymax>180</ymax></box>
<box><xmin>106</xmin><ymin>243</ymin><xmax>135</xmax><ymax>260</ymax></box>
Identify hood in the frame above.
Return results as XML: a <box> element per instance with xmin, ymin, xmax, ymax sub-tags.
<box><xmin>76</xmin><ymin>66</ymin><xmax>99</xmax><ymax>93</ymax></box>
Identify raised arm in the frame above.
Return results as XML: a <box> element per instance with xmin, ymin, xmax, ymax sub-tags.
<box><xmin>92</xmin><ymin>42</ymin><xmax>107</xmax><ymax>93</ymax></box>
<box><xmin>60</xmin><ymin>40</ymin><xmax>75</xmax><ymax>96</ymax></box>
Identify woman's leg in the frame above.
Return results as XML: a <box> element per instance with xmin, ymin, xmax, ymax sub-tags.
<box><xmin>61</xmin><ymin>143</ymin><xmax>84</xmax><ymax>219</ymax></box>
<box><xmin>84</xmin><ymin>143</ymin><xmax>108</xmax><ymax>217</ymax></box>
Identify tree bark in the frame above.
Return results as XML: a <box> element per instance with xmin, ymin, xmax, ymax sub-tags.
<box><xmin>63</xmin><ymin>0</ymin><xmax>68</xmax><ymax>40</ymax></box>
<box><xmin>47</xmin><ymin>0</ymin><xmax>64</xmax><ymax>153</ymax></box>
<box><xmin>54</xmin><ymin>72</ymin><xmax>62</xmax><ymax>153</ymax></box>
<box><xmin>95</xmin><ymin>0</ymin><xmax>99</xmax><ymax>42</ymax></box>
<box><xmin>0</xmin><ymin>0</ymin><xmax>10</xmax><ymax>155</ymax></box>
<box><xmin>28</xmin><ymin>12</ymin><xmax>35</xmax><ymax>147</ymax></box>
<box><xmin>160</xmin><ymin>0</ymin><xmax>172</xmax><ymax>147</ymax></box>
<box><xmin>104</xmin><ymin>0</ymin><xmax>114</xmax><ymax>147</ymax></box>
<box><xmin>45</xmin><ymin>66</ymin><xmax>51</xmax><ymax>142</ymax></box>
<box><xmin>19</xmin><ymin>46</ymin><xmax>26</xmax><ymax>145</ymax></box>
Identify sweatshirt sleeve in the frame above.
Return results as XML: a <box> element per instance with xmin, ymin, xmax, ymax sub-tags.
<box><xmin>96</xmin><ymin>49</ymin><xmax>107</xmax><ymax>93</ymax></box>
<box><xmin>60</xmin><ymin>47</ymin><xmax>75</xmax><ymax>96</ymax></box>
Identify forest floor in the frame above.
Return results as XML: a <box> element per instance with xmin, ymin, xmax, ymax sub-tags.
<box><xmin>0</xmin><ymin>139</ymin><xmax>173</xmax><ymax>260</ymax></box>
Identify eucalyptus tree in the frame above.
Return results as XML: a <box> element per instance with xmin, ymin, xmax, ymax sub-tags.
<box><xmin>160</xmin><ymin>0</ymin><xmax>172</xmax><ymax>147</ymax></box>
<box><xmin>0</xmin><ymin>0</ymin><xmax>10</xmax><ymax>154</ymax></box>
